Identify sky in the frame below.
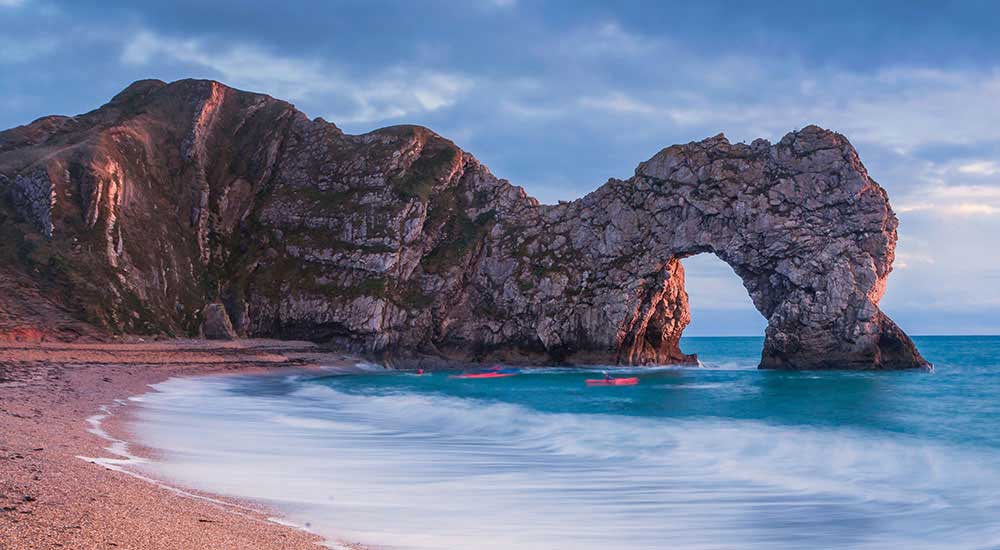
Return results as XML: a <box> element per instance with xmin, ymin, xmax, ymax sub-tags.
<box><xmin>1</xmin><ymin>0</ymin><xmax>998</xmax><ymax>335</ymax></box>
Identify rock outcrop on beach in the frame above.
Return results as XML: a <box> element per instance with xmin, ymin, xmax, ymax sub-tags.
<box><xmin>0</xmin><ymin>79</ymin><xmax>928</xmax><ymax>369</ymax></box>
<box><xmin>201</xmin><ymin>303</ymin><xmax>237</xmax><ymax>340</ymax></box>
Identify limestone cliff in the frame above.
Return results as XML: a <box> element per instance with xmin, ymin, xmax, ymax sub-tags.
<box><xmin>0</xmin><ymin>79</ymin><xmax>929</xmax><ymax>369</ymax></box>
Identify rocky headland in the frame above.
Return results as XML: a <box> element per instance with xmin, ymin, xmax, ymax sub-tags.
<box><xmin>0</xmin><ymin>79</ymin><xmax>928</xmax><ymax>369</ymax></box>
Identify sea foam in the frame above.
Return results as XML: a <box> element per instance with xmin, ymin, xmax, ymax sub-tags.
<box><xmin>126</xmin><ymin>371</ymin><xmax>1000</xmax><ymax>550</ymax></box>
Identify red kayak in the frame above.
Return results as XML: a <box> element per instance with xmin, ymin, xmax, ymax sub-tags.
<box><xmin>451</xmin><ymin>372</ymin><xmax>518</xmax><ymax>379</ymax></box>
<box><xmin>586</xmin><ymin>377</ymin><xmax>639</xmax><ymax>386</ymax></box>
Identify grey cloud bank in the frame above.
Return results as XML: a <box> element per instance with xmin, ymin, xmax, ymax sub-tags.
<box><xmin>2</xmin><ymin>0</ymin><xmax>997</xmax><ymax>334</ymax></box>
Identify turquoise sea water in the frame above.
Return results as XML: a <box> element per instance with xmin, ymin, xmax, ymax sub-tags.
<box><xmin>129</xmin><ymin>336</ymin><xmax>1000</xmax><ymax>549</ymax></box>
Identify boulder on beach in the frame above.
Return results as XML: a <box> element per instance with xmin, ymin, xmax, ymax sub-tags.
<box><xmin>202</xmin><ymin>304</ymin><xmax>237</xmax><ymax>340</ymax></box>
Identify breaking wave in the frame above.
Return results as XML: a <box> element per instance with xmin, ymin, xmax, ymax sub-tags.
<box><xmin>127</xmin><ymin>369</ymin><xmax>1000</xmax><ymax>550</ymax></box>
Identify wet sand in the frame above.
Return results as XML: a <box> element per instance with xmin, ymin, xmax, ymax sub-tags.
<box><xmin>0</xmin><ymin>338</ymin><xmax>369</xmax><ymax>550</ymax></box>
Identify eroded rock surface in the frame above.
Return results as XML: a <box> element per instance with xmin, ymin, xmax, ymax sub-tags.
<box><xmin>202</xmin><ymin>303</ymin><xmax>237</xmax><ymax>340</ymax></box>
<box><xmin>0</xmin><ymin>79</ymin><xmax>929</xmax><ymax>369</ymax></box>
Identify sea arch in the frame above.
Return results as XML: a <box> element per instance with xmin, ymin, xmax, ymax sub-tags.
<box><xmin>471</xmin><ymin>126</ymin><xmax>928</xmax><ymax>370</ymax></box>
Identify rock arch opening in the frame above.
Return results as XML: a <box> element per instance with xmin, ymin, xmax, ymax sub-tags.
<box><xmin>678</xmin><ymin>253</ymin><xmax>768</xmax><ymax>366</ymax></box>
<box><xmin>681</xmin><ymin>254</ymin><xmax>767</xmax><ymax>337</ymax></box>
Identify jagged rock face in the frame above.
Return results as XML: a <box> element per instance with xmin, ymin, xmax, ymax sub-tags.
<box><xmin>479</xmin><ymin>132</ymin><xmax>924</xmax><ymax>369</ymax></box>
<box><xmin>0</xmin><ymin>79</ymin><xmax>929</xmax><ymax>369</ymax></box>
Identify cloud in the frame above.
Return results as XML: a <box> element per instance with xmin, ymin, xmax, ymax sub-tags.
<box><xmin>897</xmin><ymin>185</ymin><xmax>1000</xmax><ymax>217</ymax></box>
<box><xmin>885</xmin><ymin>212</ymin><xmax>1000</xmax><ymax>312</ymax></box>
<box><xmin>500</xmin><ymin>99</ymin><xmax>568</xmax><ymax>119</ymax></box>
<box><xmin>0</xmin><ymin>4</ymin><xmax>995</xmax><ymax>330</ymax></box>
<box><xmin>898</xmin><ymin>202</ymin><xmax>997</xmax><ymax>216</ymax></box>
<box><xmin>951</xmin><ymin>204</ymin><xmax>997</xmax><ymax>215</ymax></box>
<box><xmin>577</xmin><ymin>21</ymin><xmax>656</xmax><ymax>57</ymax></box>
<box><xmin>577</xmin><ymin>93</ymin><xmax>720</xmax><ymax>126</ymax></box>
<box><xmin>544</xmin><ymin>20</ymin><xmax>657</xmax><ymax>60</ymax></box>
<box><xmin>835</xmin><ymin>69</ymin><xmax>1000</xmax><ymax>151</ymax></box>
<box><xmin>896</xmin><ymin>203</ymin><xmax>934</xmax><ymax>213</ymax></box>
<box><xmin>109</xmin><ymin>18</ymin><xmax>992</xmax><ymax>162</ymax></box>
<box><xmin>579</xmin><ymin>93</ymin><xmax>660</xmax><ymax>115</ymax></box>
<box><xmin>557</xmin><ymin>66</ymin><xmax>1000</xmax><ymax>153</ymax></box>
<box><xmin>895</xmin><ymin>152</ymin><xmax>1000</xmax><ymax>217</ymax></box>
<box><xmin>489</xmin><ymin>22</ymin><xmax>1000</xmax><ymax>155</ymax></box>
<box><xmin>957</xmin><ymin>161</ymin><xmax>1000</xmax><ymax>176</ymax></box>
<box><xmin>334</xmin><ymin>69</ymin><xmax>474</xmax><ymax>124</ymax></box>
<box><xmin>894</xmin><ymin>251</ymin><xmax>935</xmax><ymax>270</ymax></box>
<box><xmin>121</xmin><ymin>30</ymin><xmax>473</xmax><ymax>124</ymax></box>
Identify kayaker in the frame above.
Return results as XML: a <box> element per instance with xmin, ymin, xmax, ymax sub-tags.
<box><xmin>603</xmin><ymin>370</ymin><xmax>611</xmax><ymax>382</ymax></box>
